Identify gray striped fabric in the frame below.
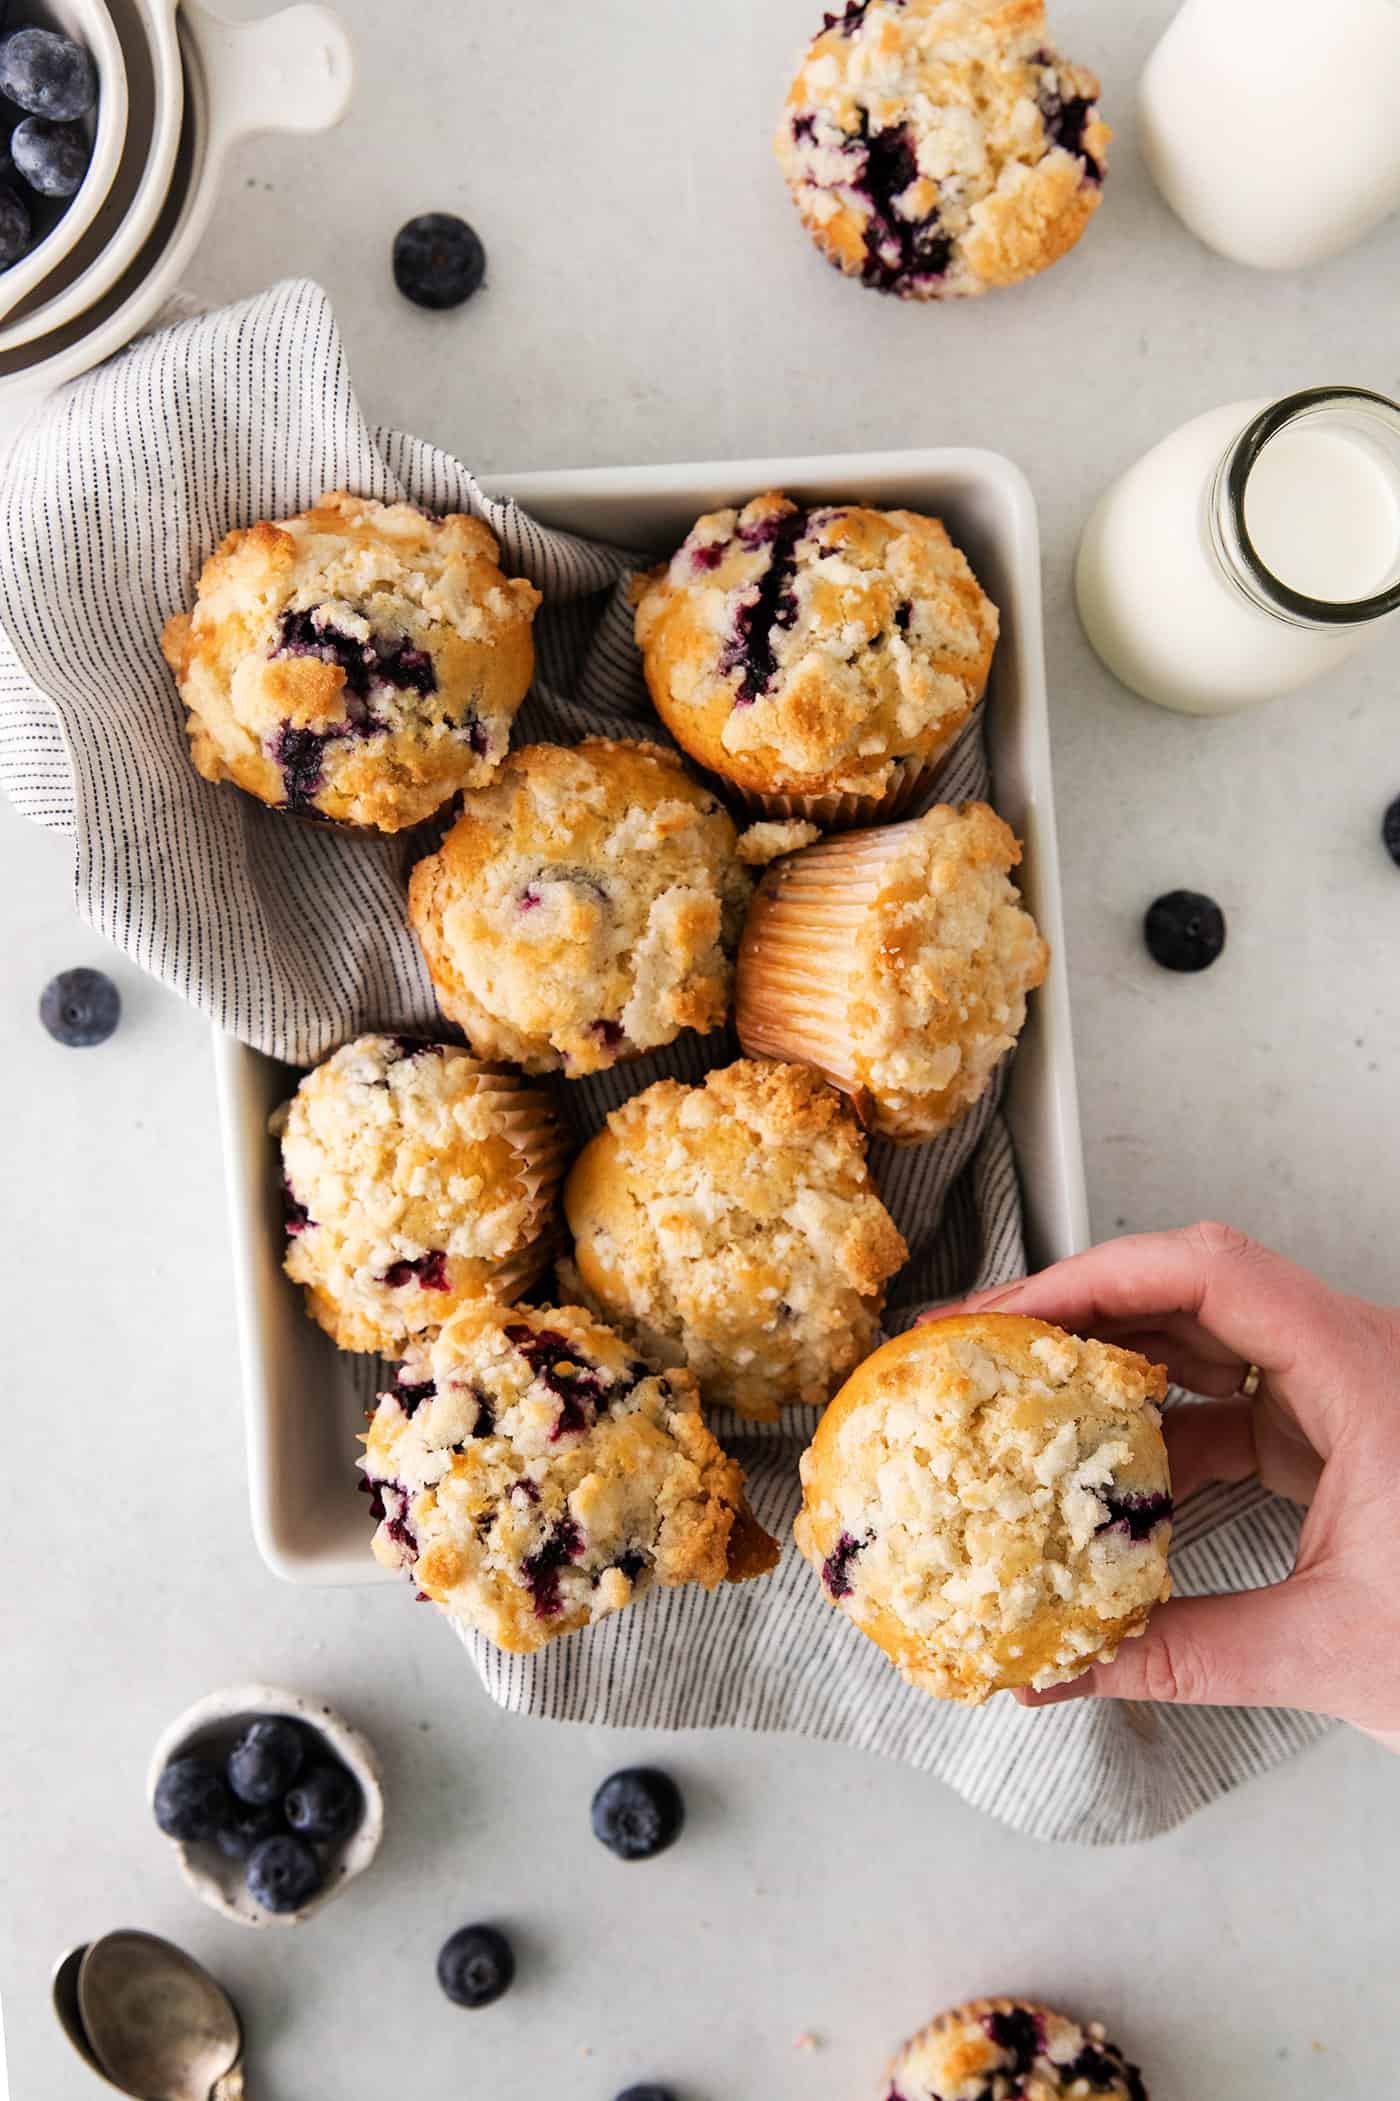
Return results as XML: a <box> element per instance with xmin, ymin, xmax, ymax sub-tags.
<box><xmin>0</xmin><ymin>281</ymin><xmax>1329</xmax><ymax>1841</ymax></box>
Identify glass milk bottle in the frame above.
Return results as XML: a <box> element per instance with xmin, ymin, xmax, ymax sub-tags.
<box><xmin>1075</xmin><ymin>388</ymin><xmax>1400</xmax><ymax>715</ymax></box>
<box><xmin>1139</xmin><ymin>0</ymin><xmax>1400</xmax><ymax>269</ymax></box>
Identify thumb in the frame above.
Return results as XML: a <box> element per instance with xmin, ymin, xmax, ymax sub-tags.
<box><xmin>1016</xmin><ymin>1581</ymin><xmax>1339</xmax><ymax>1715</ymax></box>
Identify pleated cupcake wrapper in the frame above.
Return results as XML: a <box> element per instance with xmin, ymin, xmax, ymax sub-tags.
<box><xmin>456</xmin><ymin>1075</ymin><xmax>572</xmax><ymax>1293</ymax></box>
<box><xmin>0</xmin><ymin>279</ymin><xmax>1328</xmax><ymax>1844</ymax></box>
<box><xmin>726</xmin><ymin>749</ymin><xmax>940</xmax><ymax>832</ymax></box>
<box><xmin>736</xmin><ymin>822</ymin><xmax>918</xmax><ymax>1106</ymax></box>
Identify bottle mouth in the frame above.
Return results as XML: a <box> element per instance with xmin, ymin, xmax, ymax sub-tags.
<box><xmin>1215</xmin><ymin>385</ymin><xmax>1400</xmax><ymax>628</ymax></box>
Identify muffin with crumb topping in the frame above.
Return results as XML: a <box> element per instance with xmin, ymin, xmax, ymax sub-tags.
<box><xmin>796</xmin><ymin>1313</ymin><xmax>1172</xmax><ymax>1703</ymax></box>
<box><xmin>273</xmin><ymin>1033</ymin><xmax>568</xmax><ymax>1353</ymax></box>
<box><xmin>634</xmin><ymin>493</ymin><xmax>997</xmax><ymax>826</ymax></box>
<box><xmin>561</xmin><ymin>1058</ymin><xmax>907</xmax><ymax>1421</ymax></box>
<box><xmin>161</xmin><ymin>491</ymin><xmax>539</xmax><ymax>831</ymax></box>
<box><xmin>883</xmin><ymin>1995</ymin><xmax>1151</xmax><ymax>2100</ymax></box>
<box><xmin>737</xmin><ymin>801</ymin><xmax>1047</xmax><ymax>1142</ymax></box>
<box><xmin>361</xmin><ymin>1300</ymin><xmax>779</xmax><ymax>1652</ymax></box>
<box><xmin>776</xmin><ymin>0</ymin><xmax>1110</xmax><ymax>302</ymax></box>
<box><xmin>407</xmin><ymin>738</ymin><xmax>754</xmax><ymax>1075</ymax></box>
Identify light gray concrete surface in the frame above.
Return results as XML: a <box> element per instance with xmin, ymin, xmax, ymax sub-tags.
<box><xmin>3</xmin><ymin>4</ymin><xmax>1398</xmax><ymax>2097</ymax></box>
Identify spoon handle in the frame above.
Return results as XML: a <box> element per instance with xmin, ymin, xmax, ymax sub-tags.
<box><xmin>211</xmin><ymin>2069</ymin><xmax>246</xmax><ymax>2100</ymax></box>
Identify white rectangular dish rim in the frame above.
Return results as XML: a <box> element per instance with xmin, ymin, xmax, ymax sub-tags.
<box><xmin>213</xmin><ymin>443</ymin><xmax>1090</xmax><ymax>1586</ymax></box>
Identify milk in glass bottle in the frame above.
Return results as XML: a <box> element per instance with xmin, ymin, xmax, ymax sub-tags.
<box><xmin>1075</xmin><ymin>388</ymin><xmax>1400</xmax><ymax>714</ymax></box>
<box><xmin>1139</xmin><ymin>0</ymin><xmax>1400</xmax><ymax>269</ymax></box>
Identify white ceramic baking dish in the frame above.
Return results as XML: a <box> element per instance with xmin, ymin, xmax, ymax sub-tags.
<box><xmin>213</xmin><ymin>446</ymin><xmax>1089</xmax><ymax>1585</ymax></box>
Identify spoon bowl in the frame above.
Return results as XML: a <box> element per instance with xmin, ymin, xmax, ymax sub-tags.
<box><xmin>51</xmin><ymin>1945</ymin><xmax>115</xmax><ymax>2086</ymax></box>
<box><xmin>76</xmin><ymin>1931</ymin><xmax>243</xmax><ymax>2101</ymax></box>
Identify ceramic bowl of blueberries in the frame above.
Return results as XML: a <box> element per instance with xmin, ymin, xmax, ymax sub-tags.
<box><xmin>148</xmin><ymin>1683</ymin><xmax>383</xmax><ymax>1927</ymax></box>
<box><xmin>0</xmin><ymin>0</ymin><xmax>128</xmax><ymax>323</ymax></box>
<box><xmin>0</xmin><ymin>0</ymin><xmax>353</xmax><ymax>393</ymax></box>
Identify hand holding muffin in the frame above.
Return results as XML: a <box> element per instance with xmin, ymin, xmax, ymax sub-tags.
<box><xmin>796</xmin><ymin>1313</ymin><xmax>1172</xmax><ymax>1702</ymax></box>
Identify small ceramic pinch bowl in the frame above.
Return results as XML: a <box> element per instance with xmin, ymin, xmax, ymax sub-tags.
<box><xmin>147</xmin><ymin>1682</ymin><xmax>384</xmax><ymax>1927</ymax></box>
<box><xmin>0</xmin><ymin>0</ymin><xmax>130</xmax><ymax>326</ymax></box>
<box><xmin>0</xmin><ymin>0</ymin><xmax>181</xmax><ymax>351</ymax></box>
<box><xmin>0</xmin><ymin>0</ymin><xmax>354</xmax><ymax>394</ymax></box>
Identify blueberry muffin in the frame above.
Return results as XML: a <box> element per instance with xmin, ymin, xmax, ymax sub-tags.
<box><xmin>737</xmin><ymin>802</ymin><xmax>1048</xmax><ymax>1143</ymax></box>
<box><xmin>560</xmin><ymin>1059</ymin><xmax>908</xmax><ymax>1422</ymax></box>
<box><xmin>273</xmin><ymin>1034</ymin><xmax>569</xmax><ymax>1354</ymax></box>
<box><xmin>777</xmin><ymin>0</ymin><xmax>1110</xmax><ymax>301</ymax></box>
<box><xmin>161</xmin><ymin>491</ymin><xmax>540</xmax><ymax>831</ymax></box>
<box><xmin>884</xmin><ymin>1997</ymin><xmax>1149</xmax><ymax>2100</ymax></box>
<box><xmin>361</xmin><ymin>1301</ymin><xmax>780</xmax><ymax>1650</ymax></box>
<box><xmin>796</xmin><ymin>1314</ymin><xmax>1172</xmax><ymax>1703</ymax></box>
<box><xmin>407</xmin><ymin>738</ymin><xmax>754</xmax><ymax>1075</ymax></box>
<box><xmin>634</xmin><ymin>494</ymin><xmax>998</xmax><ymax>825</ymax></box>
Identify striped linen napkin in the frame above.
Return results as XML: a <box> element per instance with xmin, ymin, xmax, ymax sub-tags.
<box><xmin>0</xmin><ymin>280</ymin><xmax>1329</xmax><ymax>1841</ymax></box>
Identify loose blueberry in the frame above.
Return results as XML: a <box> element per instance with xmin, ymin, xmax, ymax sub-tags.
<box><xmin>215</xmin><ymin>1800</ymin><xmax>285</xmax><ymax>1861</ymax></box>
<box><xmin>436</xmin><ymin>1923</ymin><xmax>515</xmax><ymax>2008</ymax></box>
<box><xmin>11</xmin><ymin>115</ymin><xmax>88</xmax><ymax>196</ymax></box>
<box><xmin>0</xmin><ymin>179</ymin><xmax>29</xmax><ymax>263</ymax></box>
<box><xmin>1382</xmin><ymin>795</ymin><xmax>1400</xmax><ymax>867</ymax></box>
<box><xmin>284</xmin><ymin>1761</ymin><xmax>362</xmax><ymax>1843</ymax></box>
<box><xmin>0</xmin><ymin>27</ymin><xmax>97</xmax><ymax>120</ymax></box>
<box><xmin>245</xmin><ymin>1833</ymin><xmax>323</xmax><ymax>1914</ymax></box>
<box><xmin>1143</xmin><ymin>890</ymin><xmax>1225</xmax><ymax>973</ymax></box>
<box><xmin>590</xmin><ymin>1768</ymin><xmax>684</xmax><ymax>1862</ymax></box>
<box><xmin>615</xmin><ymin>2088</ymin><xmax>677</xmax><ymax>2101</ymax></box>
<box><xmin>393</xmin><ymin>213</ymin><xmax>486</xmax><ymax>310</ymax></box>
<box><xmin>39</xmin><ymin>966</ymin><xmax>120</xmax><ymax>1046</ymax></box>
<box><xmin>227</xmin><ymin>1716</ymin><xmax>306</xmax><ymax>1806</ymax></box>
<box><xmin>153</xmin><ymin>1756</ymin><xmax>232</xmax><ymax>1842</ymax></box>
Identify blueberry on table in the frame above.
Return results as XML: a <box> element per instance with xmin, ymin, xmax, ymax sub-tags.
<box><xmin>39</xmin><ymin>967</ymin><xmax>120</xmax><ymax>1046</ymax></box>
<box><xmin>0</xmin><ymin>181</ymin><xmax>30</xmax><ymax>266</ymax></box>
<box><xmin>0</xmin><ymin>27</ymin><xmax>97</xmax><ymax>121</ymax></box>
<box><xmin>590</xmin><ymin>1767</ymin><xmax>685</xmax><ymax>1861</ymax></box>
<box><xmin>393</xmin><ymin>212</ymin><xmax>486</xmax><ymax>310</ymax></box>
<box><xmin>436</xmin><ymin>1923</ymin><xmax>515</xmax><ymax>2008</ymax></box>
<box><xmin>284</xmin><ymin>1760</ymin><xmax>362</xmax><ymax>1842</ymax></box>
<box><xmin>215</xmin><ymin>1800</ymin><xmax>286</xmax><ymax>1861</ymax></box>
<box><xmin>12</xmin><ymin>115</ymin><xmax>89</xmax><ymax>197</ymax></box>
<box><xmin>227</xmin><ymin>1716</ymin><xmax>306</xmax><ymax>1806</ymax></box>
<box><xmin>245</xmin><ymin>1833</ymin><xmax>323</xmax><ymax>1913</ymax></box>
<box><xmin>153</xmin><ymin>1756</ymin><xmax>232</xmax><ymax>1843</ymax></box>
<box><xmin>1143</xmin><ymin>890</ymin><xmax>1226</xmax><ymax>973</ymax></box>
<box><xmin>1382</xmin><ymin>794</ymin><xmax>1400</xmax><ymax>867</ymax></box>
<box><xmin>616</xmin><ymin>2088</ymin><xmax>677</xmax><ymax>2101</ymax></box>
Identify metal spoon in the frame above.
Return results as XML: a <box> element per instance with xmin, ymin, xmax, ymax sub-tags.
<box><xmin>76</xmin><ymin>1931</ymin><xmax>245</xmax><ymax>2100</ymax></box>
<box><xmin>51</xmin><ymin>1945</ymin><xmax>112</xmax><ymax>2084</ymax></box>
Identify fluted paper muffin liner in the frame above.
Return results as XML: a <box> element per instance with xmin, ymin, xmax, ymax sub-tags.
<box><xmin>456</xmin><ymin>1072</ymin><xmax>572</xmax><ymax>1297</ymax></box>
<box><xmin>736</xmin><ymin>824</ymin><xmax>912</xmax><ymax>1118</ymax></box>
<box><xmin>726</xmin><ymin>750</ymin><xmax>944</xmax><ymax>832</ymax></box>
<box><xmin>737</xmin><ymin>808</ymin><xmax>1047</xmax><ymax>1145</ymax></box>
